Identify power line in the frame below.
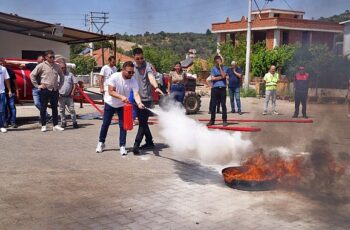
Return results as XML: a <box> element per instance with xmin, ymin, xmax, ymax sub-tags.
<box><xmin>282</xmin><ymin>0</ymin><xmax>293</xmax><ymax>10</ymax></box>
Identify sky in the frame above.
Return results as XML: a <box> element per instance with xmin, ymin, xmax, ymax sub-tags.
<box><xmin>1</xmin><ymin>0</ymin><xmax>349</xmax><ymax>35</ymax></box>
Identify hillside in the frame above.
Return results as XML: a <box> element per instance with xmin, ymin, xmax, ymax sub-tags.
<box><xmin>318</xmin><ymin>10</ymin><xmax>350</xmax><ymax>23</ymax></box>
<box><xmin>114</xmin><ymin>31</ymin><xmax>217</xmax><ymax>60</ymax></box>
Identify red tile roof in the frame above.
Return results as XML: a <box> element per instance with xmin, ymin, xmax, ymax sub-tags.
<box><xmin>86</xmin><ymin>48</ymin><xmax>133</xmax><ymax>67</ymax></box>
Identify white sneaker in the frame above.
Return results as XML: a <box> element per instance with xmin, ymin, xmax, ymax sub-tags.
<box><xmin>53</xmin><ymin>125</ymin><xmax>64</xmax><ymax>131</ymax></box>
<box><xmin>273</xmin><ymin>111</ymin><xmax>280</xmax><ymax>115</ymax></box>
<box><xmin>41</xmin><ymin>126</ymin><xmax>47</xmax><ymax>132</ymax></box>
<box><xmin>262</xmin><ymin>111</ymin><xmax>267</xmax><ymax>115</ymax></box>
<box><xmin>120</xmin><ymin>146</ymin><xmax>127</xmax><ymax>156</ymax></box>
<box><xmin>0</xmin><ymin>127</ymin><xmax>7</xmax><ymax>133</ymax></box>
<box><xmin>96</xmin><ymin>142</ymin><xmax>105</xmax><ymax>153</ymax></box>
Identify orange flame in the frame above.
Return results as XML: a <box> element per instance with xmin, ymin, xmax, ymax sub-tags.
<box><xmin>223</xmin><ymin>151</ymin><xmax>348</xmax><ymax>186</ymax></box>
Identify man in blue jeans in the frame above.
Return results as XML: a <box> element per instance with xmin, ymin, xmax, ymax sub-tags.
<box><xmin>5</xmin><ymin>67</ymin><xmax>19</xmax><ymax>128</ymax></box>
<box><xmin>96</xmin><ymin>61</ymin><xmax>144</xmax><ymax>156</ymax></box>
<box><xmin>23</xmin><ymin>55</ymin><xmax>51</xmax><ymax>121</ymax></box>
<box><xmin>227</xmin><ymin>61</ymin><xmax>243</xmax><ymax>115</ymax></box>
<box><xmin>0</xmin><ymin>59</ymin><xmax>12</xmax><ymax>133</ymax></box>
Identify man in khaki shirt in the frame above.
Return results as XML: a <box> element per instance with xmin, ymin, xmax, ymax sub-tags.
<box><xmin>30</xmin><ymin>50</ymin><xmax>65</xmax><ymax>132</ymax></box>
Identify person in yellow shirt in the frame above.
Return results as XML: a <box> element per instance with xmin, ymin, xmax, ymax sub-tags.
<box><xmin>263</xmin><ymin>65</ymin><xmax>279</xmax><ymax>115</ymax></box>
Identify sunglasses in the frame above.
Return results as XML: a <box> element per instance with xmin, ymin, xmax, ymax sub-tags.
<box><xmin>134</xmin><ymin>57</ymin><xmax>144</xmax><ymax>61</ymax></box>
<box><xmin>127</xmin><ymin>70</ymin><xmax>135</xmax><ymax>75</ymax></box>
<box><xmin>47</xmin><ymin>56</ymin><xmax>55</xmax><ymax>59</ymax></box>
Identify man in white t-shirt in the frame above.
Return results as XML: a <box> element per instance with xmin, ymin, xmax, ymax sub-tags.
<box><xmin>99</xmin><ymin>56</ymin><xmax>117</xmax><ymax>94</ymax></box>
<box><xmin>0</xmin><ymin>59</ymin><xmax>12</xmax><ymax>133</ymax></box>
<box><xmin>96</xmin><ymin>61</ymin><xmax>145</xmax><ymax>156</ymax></box>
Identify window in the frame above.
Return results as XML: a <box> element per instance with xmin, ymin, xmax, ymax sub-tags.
<box><xmin>274</xmin><ymin>13</ymin><xmax>280</xmax><ymax>18</ymax></box>
<box><xmin>302</xmin><ymin>31</ymin><xmax>310</xmax><ymax>47</ymax></box>
<box><xmin>282</xmin><ymin>31</ymin><xmax>289</xmax><ymax>45</ymax></box>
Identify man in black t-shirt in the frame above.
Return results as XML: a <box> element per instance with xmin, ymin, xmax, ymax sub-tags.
<box><xmin>5</xmin><ymin>67</ymin><xmax>19</xmax><ymax>128</ymax></box>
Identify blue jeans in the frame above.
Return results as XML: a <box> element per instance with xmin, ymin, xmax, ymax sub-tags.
<box><xmin>99</xmin><ymin>103</ymin><xmax>126</xmax><ymax>147</ymax></box>
<box><xmin>32</xmin><ymin>88</ymin><xmax>50</xmax><ymax>119</ymax></box>
<box><xmin>228</xmin><ymin>87</ymin><xmax>241</xmax><ymax>112</ymax></box>
<box><xmin>0</xmin><ymin>93</ymin><xmax>7</xmax><ymax>128</ymax></box>
<box><xmin>170</xmin><ymin>84</ymin><xmax>185</xmax><ymax>103</ymax></box>
<box><xmin>5</xmin><ymin>94</ymin><xmax>16</xmax><ymax>124</ymax></box>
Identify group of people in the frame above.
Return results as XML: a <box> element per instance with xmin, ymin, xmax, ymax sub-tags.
<box><xmin>96</xmin><ymin>48</ymin><xmax>163</xmax><ymax>156</ymax></box>
<box><xmin>206</xmin><ymin>55</ymin><xmax>243</xmax><ymax>126</ymax></box>
<box><xmin>0</xmin><ymin>50</ymin><xmax>79</xmax><ymax>133</ymax></box>
<box><xmin>205</xmin><ymin>55</ymin><xmax>316</xmax><ymax>126</ymax></box>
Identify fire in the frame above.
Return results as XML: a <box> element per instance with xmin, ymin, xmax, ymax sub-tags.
<box><xmin>223</xmin><ymin>153</ymin><xmax>305</xmax><ymax>183</ymax></box>
<box><xmin>223</xmin><ymin>151</ymin><xmax>349</xmax><ymax>187</ymax></box>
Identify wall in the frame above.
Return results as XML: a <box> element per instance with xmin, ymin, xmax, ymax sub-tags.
<box><xmin>0</xmin><ymin>30</ymin><xmax>70</xmax><ymax>59</ymax></box>
<box><xmin>311</xmin><ymin>31</ymin><xmax>335</xmax><ymax>49</ymax></box>
<box><xmin>344</xmin><ymin>23</ymin><xmax>350</xmax><ymax>57</ymax></box>
<box><xmin>266</xmin><ymin>30</ymin><xmax>274</xmax><ymax>49</ymax></box>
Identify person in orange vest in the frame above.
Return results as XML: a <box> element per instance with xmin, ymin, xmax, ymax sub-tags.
<box><xmin>293</xmin><ymin>66</ymin><xmax>310</xmax><ymax>118</ymax></box>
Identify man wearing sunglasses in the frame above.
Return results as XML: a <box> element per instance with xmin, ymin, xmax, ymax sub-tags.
<box><xmin>131</xmin><ymin>48</ymin><xmax>164</xmax><ymax>154</ymax></box>
<box><xmin>96</xmin><ymin>61</ymin><xmax>144</xmax><ymax>156</ymax></box>
<box><xmin>30</xmin><ymin>50</ymin><xmax>65</xmax><ymax>132</ymax></box>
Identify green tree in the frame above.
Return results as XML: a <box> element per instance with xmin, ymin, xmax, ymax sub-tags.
<box><xmin>143</xmin><ymin>47</ymin><xmax>179</xmax><ymax>73</ymax></box>
<box><xmin>71</xmin><ymin>55</ymin><xmax>96</xmax><ymax>75</ymax></box>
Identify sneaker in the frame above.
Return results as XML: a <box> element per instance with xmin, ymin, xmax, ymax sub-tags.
<box><xmin>41</xmin><ymin>126</ymin><xmax>47</xmax><ymax>132</ymax></box>
<box><xmin>223</xmin><ymin>121</ymin><xmax>228</xmax><ymax>127</ymax></box>
<box><xmin>73</xmin><ymin>122</ymin><xmax>79</xmax><ymax>129</ymax></box>
<box><xmin>11</xmin><ymin>123</ymin><xmax>18</xmax><ymax>128</ymax></box>
<box><xmin>231</xmin><ymin>110</ymin><xmax>236</xmax><ymax>113</ymax></box>
<box><xmin>273</xmin><ymin>111</ymin><xmax>280</xmax><ymax>115</ymax></box>
<box><xmin>140</xmin><ymin>142</ymin><xmax>155</xmax><ymax>150</ymax></box>
<box><xmin>53</xmin><ymin>125</ymin><xmax>64</xmax><ymax>131</ymax></box>
<box><xmin>61</xmin><ymin>122</ymin><xmax>67</xmax><ymax>128</ymax></box>
<box><xmin>303</xmin><ymin>115</ymin><xmax>308</xmax><ymax>119</ymax></box>
<box><xmin>238</xmin><ymin>111</ymin><xmax>243</xmax><ymax>115</ymax></box>
<box><xmin>292</xmin><ymin>115</ymin><xmax>298</xmax><ymax>118</ymax></box>
<box><xmin>206</xmin><ymin>120</ymin><xmax>215</xmax><ymax>126</ymax></box>
<box><xmin>120</xmin><ymin>146</ymin><xmax>127</xmax><ymax>156</ymax></box>
<box><xmin>96</xmin><ymin>142</ymin><xmax>105</xmax><ymax>153</ymax></box>
<box><xmin>0</xmin><ymin>127</ymin><xmax>7</xmax><ymax>133</ymax></box>
<box><xmin>262</xmin><ymin>111</ymin><xmax>267</xmax><ymax>115</ymax></box>
<box><xmin>132</xmin><ymin>144</ymin><xmax>140</xmax><ymax>155</ymax></box>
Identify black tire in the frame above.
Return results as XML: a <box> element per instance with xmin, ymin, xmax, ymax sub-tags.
<box><xmin>183</xmin><ymin>91</ymin><xmax>201</xmax><ymax>114</ymax></box>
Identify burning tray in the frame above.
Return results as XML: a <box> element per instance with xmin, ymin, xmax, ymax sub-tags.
<box><xmin>222</xmin><ymin>166</ymin><xmax>277</xmax><ymax>191</ymax></box>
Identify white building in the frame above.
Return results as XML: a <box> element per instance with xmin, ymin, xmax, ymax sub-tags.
<box><xmin>0</xmin><ymin>12</ymin><xmax>115</xmax><ymax>60</ymax></box>
<box><xmin>340</xmin><ymin>20</ymin><xmax>350</xmax><ymax>58</ymax></box>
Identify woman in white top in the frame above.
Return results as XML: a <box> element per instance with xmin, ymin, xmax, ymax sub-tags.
<box><xmin>168</xmin><ymin>62</ymin><xmax>187</xmax><ymax>103</ymax></box>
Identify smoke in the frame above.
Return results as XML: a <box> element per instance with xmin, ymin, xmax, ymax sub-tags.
<box><xmin>153</xmin><ymin>103</ymin><xmax>253</xmax><ymax>165</ymax></box>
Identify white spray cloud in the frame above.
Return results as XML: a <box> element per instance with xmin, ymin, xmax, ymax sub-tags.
<box><xmin>154</xmin><ymin>105</ymin><xmax>253</xmax><ymax>165</ymax></box>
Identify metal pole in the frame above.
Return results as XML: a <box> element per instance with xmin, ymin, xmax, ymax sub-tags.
<box><xmin>244</xmin><ymin>0</ymin><xmax>252</xmax><ymax>89</ymax></box>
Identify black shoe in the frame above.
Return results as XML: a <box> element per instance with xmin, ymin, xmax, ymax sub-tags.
<box><xmin>140</xmin><ymin>142</ymin><xmax>155</xmax><ymax>150</ymax></box>
<box><xmin>238</xmin><ymin>111</ymin><xmax>243</xmax><ymax>115</ymax></box>
<box><xmin>231</xmin><ymin>110</ymin><xmax>236</xmax><ymax>113</ymax></box>
<box><xmin>73</xmin><ymin>122</ymin><xmax>79</xmax><ymax>129</ymax></box>
<box><xmin>223</xmin><ymin>121</ymin><xmax>228</xmax><ymax>127</ymax></box>
<box><xmin>292</xmin><ymin>114</ymin><xmax>298</xmax><ymax>118</ymax></box>
<box><xmin>133</xmin><ymin>144</ymin><xmax>140</xmax><ymax>155</ymax></box>
<box><xmin>61</xmin><ymin>122</ymin><xmax>66</xmax><ymax>128</ymax></box>
<box><xmin>303</xmin><ymin>115</ymin><xmax>308</xmax><ymax>119</ymax></box>
<box><xmin>11</xmin><ymin>123</ymin><xmax>18</xmax><ymax>128</ymax></box>
<box><xmin>207</xmin><ymin>120</ymin><xmax>215</xmax><ymax>126</ymax></box>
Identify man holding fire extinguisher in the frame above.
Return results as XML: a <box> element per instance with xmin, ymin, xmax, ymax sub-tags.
<box><xmin>96</xmin><ymin>61</ymin><xmax>144</xmax><ymax>156</ymax></box>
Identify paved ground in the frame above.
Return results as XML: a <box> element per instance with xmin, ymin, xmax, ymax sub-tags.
<box><xmin>0</xmin><ymin>95</ymin><xmax>350</xmax><ymax>230</ymax></box>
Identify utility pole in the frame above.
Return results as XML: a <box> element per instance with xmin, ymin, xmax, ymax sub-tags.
<box><xmin>84</xmin><ymin>12</ymin><xmax>109</xmax><ymax>56</ymax></box>
<box><xmin>244</xmin><ymin>0</ymin><xmax>252</xmax><ymax>90</ymax></box>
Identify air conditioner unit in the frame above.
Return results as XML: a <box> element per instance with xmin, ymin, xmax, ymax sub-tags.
<box><xmin>52</xmin><ymin>25</ymin><xmax>64</xmax><ymax>37</ymax></box>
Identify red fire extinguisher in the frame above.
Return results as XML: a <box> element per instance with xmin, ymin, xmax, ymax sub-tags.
<box><xmin>123</xmin><ymin>103</ymin><xmax>133</xmax><ymax>130</ymax></box>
